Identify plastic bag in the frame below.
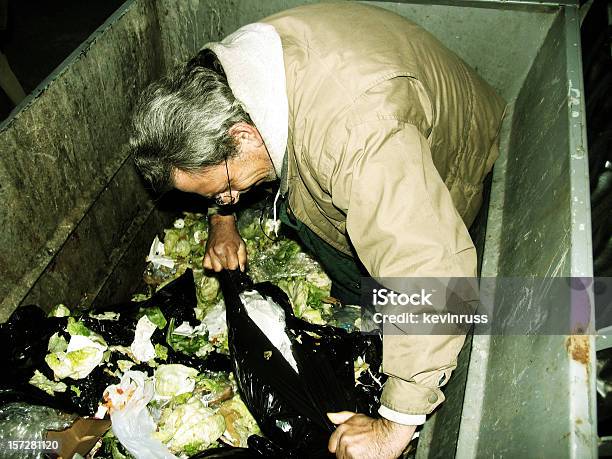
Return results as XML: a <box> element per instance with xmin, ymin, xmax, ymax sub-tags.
<box><xmin>219</xmin><ymin>270</ymin><xmax>385</xmax><ymax>458</ymax></box>
<box><xmin>0</xmin><ymin>403</ymin><xmax>76</xmax><ymax>459</ymax></box>
<box><xmin>106</xmin><ymin>371</ymin><xmax>175</xmax><ymax>459</ymax></box>
<box><xmin>190</xmin><ymin>447</ymin><xmax>254</xmax><ymax>457</ymax></box>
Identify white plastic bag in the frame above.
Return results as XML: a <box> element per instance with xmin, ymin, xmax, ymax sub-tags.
<box><xmin>240</xmin><ymin>290</ymin><xmax>299</xmax><ymax>373</ymax></box>
<box><xmin>105</xmin><ymin>371</ymin><xmax>176</xmax><ymax>459</ymax></box>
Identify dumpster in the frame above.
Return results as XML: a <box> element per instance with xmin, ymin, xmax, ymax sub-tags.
<box><xmin>0</xmin><ymin>0</ymin><xmax>595</xmax><ymax>457</ymax></box>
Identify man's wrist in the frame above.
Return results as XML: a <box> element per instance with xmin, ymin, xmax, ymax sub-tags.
<box><xmin>208</xmin><ymin>213</ymin><xmax>236</xmax><ymax>225</ymax></box>
<box><xmin>379</xmin><ymin>417</ymin><xmax>419</xmax><ymax>446</ymax></box>
<box><xmin>380</xmin><ymin>417</ymin><xmax>416</xmax><ymax>431</ymax></box>
<box><xmin>207</xmin><ymin>202</ymin><xmax>236</xmax><ymax>219</ymax></box>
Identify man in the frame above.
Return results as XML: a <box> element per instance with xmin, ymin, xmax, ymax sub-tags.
<box><xmin>129</xmin><ymin>3</ymin><xmax>505</xmax><ymax>458</ymax></box>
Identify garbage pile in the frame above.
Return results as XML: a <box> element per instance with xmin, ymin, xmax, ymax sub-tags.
<box><xmin>0</xmin><ymin>209</ymin><xmax>379</xmax><ymax>458</ymax></box>
<box><xmin>142</xmin><ymin>210</ymin><xmax>353</xmax><ymax>333</ymax></box>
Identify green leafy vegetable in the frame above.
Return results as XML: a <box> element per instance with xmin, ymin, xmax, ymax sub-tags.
<box><xmin>29</xmin><ymin>370</ymin><xmax>67</xmax><ymax>395</ymax></box>
<box><xmin>48</xmin><ymin>333</ymin><xmax>68</xmax><ymax>353</ymax></box>
<box><xmin>45</xmin><ymin>331</ymin><xmax>108</xmax><ymax>380</ymax></box>
<box><xmin>153</xmin><ymin>398</ymin><xmax>226</xmax><ymax>454</ymax></box>
<box><xmin>117</xmin><ymin>360</ymin><xmax>135</xmax><ymax>373</ymax></box>
<box><xmin>219</xmin><ymin>396</ymin><xmax>261</xmax><ymax>447</ymax></box>
<box><xmin>99</xmin><ymin>431</ymin><xmax>132</xmax><ymax>459</ymax></box>
<box><xmin>110</xmin><ymin>210</ymin><xmax>338</xmax><ymax>457</ymax></box>
<box><xmin>166</xmin><ymin>318</ymin><xmax>214</xmax><ymax>357</ymax></box>
<box><xmin>89</xmin><ymin>311</ymin><xmax>121</xmax><ymax>321</ymax></box>
<box><xmin>66</xmin><ymin>317</ymin><xmax>93</xmax><ymax>337</ymax></box>
<box><xmin>140</xmin><ymin>306</ymin><xmax>167</xmax><ymax>329</ymax></box>
<box><xmin>154</xmin><ymin>364</ymin><xmax>199</xmax><ymax>398</ymax></box>
<box><xmin>154</xmin><ymin>344</ymin><xmax>168</xmax><ymax>361</ymax></box>
<box><xmin>48</xmin><ymin>304</ymin><xmax>71</xmax><ymax>318</ymax></box>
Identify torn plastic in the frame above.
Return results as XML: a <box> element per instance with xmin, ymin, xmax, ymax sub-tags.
<box><xmin>240</xmin><ymin>290</ymin><xmax>299</xmax><ymax>373</ymax></box>
<box><xmin>105</xmin><ymin>371</ymin><xmax>175</xmax><ymax>459</ymax></box>
<box><xmin>0</xmin><ymin>403</ymin><xmax>76</xmax><ymax>459</ymax></box>
<box><xmin>147</xmin><ymin>235</ymin><xmax>176</xmax><ymax>269</ymax></box>
<box><xmin>219</xmin><ymin>270</ymin><xmax>385</xmax><ymax>458</ymax></box>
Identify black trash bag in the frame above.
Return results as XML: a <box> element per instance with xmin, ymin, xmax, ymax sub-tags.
<box><xmin>190</xmin><ymin>446</ymin><xmax>257</xmax><ymax>458</ymax></box>
<box><xmin>219</xmin><ymin>270</ymin><xmax>385</xmax><ymax>459</ymax></box>
<box><xmin>0</xmin><ymin>270</ymin><xmax>231</xmax><ymax>416</ymax></box>
<box><xmin>82</xmin><ymin>270</ymin><xmax>231</xmax><ymax>373</ymax></box>
<box><xmin>81</xmin><ymin>268</ymin><xmax>200</xmax><ymax>347</ymax></box>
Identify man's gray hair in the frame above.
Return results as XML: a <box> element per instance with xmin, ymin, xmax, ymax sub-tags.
<box><xmin>129</xmin><ymin>53</ymin><xmax>252</xmax><ymax>192</ymax></box>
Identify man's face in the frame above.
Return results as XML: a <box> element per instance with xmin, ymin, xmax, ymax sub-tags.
<box><xmin>173</xmin><ymin>158</ymin><xmax>254</xmax><ymax>205</ymax></box>
<box><xmin>173</xmin><ymin>124</ymin><xmax>275</xmax><ymax>205</ymax></box>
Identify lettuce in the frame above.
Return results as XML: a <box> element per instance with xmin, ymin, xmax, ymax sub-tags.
<box><xmin>29</xmin><ymin>370</ymin><xmax>67</xmax><ymax>395</ymax></box>
<box><xmin>100</xmin><ymin>432</ymin><xmax>131</xmax><ymax>459</ymax></box>
<box><xmin>48</xmin><ymin>333</ymin><xmax>68</xmax><ymax>353</ymax></box>
<box><xmin>117</xmin><ymin>360</ymin><xmax>135</xmax><ymax>373</ymax></box>
<box><xmin>219</xmin><ymin>396</ymin><xmax>261</xmax><ymax>447</ymax></box>
<box><xmin>166</xmin><ymin>318</ymin><xmax>214</xmax><ymax>357</ymax></box>
<box><xmin>88</xmin><ymin>311</ymin><xmax>121</xmax><ymax>321</ymax></box>
<box><xmin>121</xmin><ymin>210</ymin><xmax>342</xmax><ymax>456</ymax></box>
<box><xmin>66</xmin><ymin>317</ymin><xmax>94</xmax><ymax>337</ymax></box>
<box><xmin>162</xmin><ymin>229</ymin><xmax>181</xmax><ymax>257</ymax></box>
<box><xmin>153</xmin><ymin>398</ymin><xmax>225</xmax><ymax>454</ymax></box>
<box><xmin>301</xmin><ymin>307</ymin><xmax>325</xmax><ymax>325</ymax></box>
<box><xmin>48</xmin><ymin>304</ymin><xmax>71</xmax><ymax>318</ymax></box>
<box><xmin>154</xmin><ymin>344</ymin><xmax>168</xmax><ymax>361</ymax></box>
<box><xmin>46</xmin><ymin>345</ymin><xmax>104</xmax><ymax>380</ymax></box>
<box><xmin>197</xmin><ymin>275</ymin><xmax>220</xmax><ymax>306</ymax></box>
<box><xmin>154</xmin><ymin>364</ymin><xmax>199</xmax><ymax>398</ymax></box>
<box><xmin>278</xmin><ymin>279</ymin><xmax>309</xmax><ymax>317</ymax></box>
<box><xmin>46</xmin><ymin>327</ymin><xmax>108</xmax><ymax>380</ymax></box>
<box><xmin>139</xmin><ymin>306</ymin><xmax>167</xmax><ymax>329</ymax></box>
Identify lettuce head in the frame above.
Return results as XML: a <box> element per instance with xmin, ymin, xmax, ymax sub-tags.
<box><xmin>219</xmin><ymin>396</ymin><xmax>261</xmax><ymax>447</ymax></box>
<box><xmin>154</xmin><ymin>364</ymin><xmax>199</xmax><ymax>398</ymax></box>
<box><xmin>45</xmin><ymin>321</ymin><xmax>107</xmax><ymax>380</ymax></box>
<box><xmin>154</xmin><ymin>398</ymin><xmax>225</xmax><ymax>454</ymax></box>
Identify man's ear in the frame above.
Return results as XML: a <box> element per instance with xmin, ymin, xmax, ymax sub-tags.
<box><xmin>228</xmin><ymin>122</ymin><xmax>263</xmax><ymax>147</ymax></box>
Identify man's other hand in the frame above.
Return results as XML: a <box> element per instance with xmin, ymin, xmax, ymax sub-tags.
<box><xmin>204</xmin><ymin>214</ymin><xmax>247</xmax><ymax>272</ymax></box>
<box><xmin>327</xmin><ymin>411</ymin><xmax>416</xmax><ymax>459</ymax></box>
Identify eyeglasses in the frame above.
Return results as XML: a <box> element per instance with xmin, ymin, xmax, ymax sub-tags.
<box><xmin>214</xmin><ymin>157</ymin><xmax>236</xmax><ymax>206</ymax></box>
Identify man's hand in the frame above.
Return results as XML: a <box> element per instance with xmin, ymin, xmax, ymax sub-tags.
<box><xmin>327</xmin><ymin>411</ymin><xmax>416</xmax><ymax>459</ymax></box>
<box><xmin>204</xmin><ymin>214</ymin><xmax>247</xmax><ymax>271</ymax></box>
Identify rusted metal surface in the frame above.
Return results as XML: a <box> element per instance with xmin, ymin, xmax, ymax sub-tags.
<box><xmin>567</xmin><ymin>334</ymin><xmax>591</xmax><ymax>367</ymax></box>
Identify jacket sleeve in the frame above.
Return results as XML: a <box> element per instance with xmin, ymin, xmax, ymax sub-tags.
<box><xmin>330</xmin><ymin>120</ymin><xmax>476</xmax><ymax>415</ymax></box>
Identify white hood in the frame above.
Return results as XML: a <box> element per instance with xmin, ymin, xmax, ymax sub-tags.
<box><xmin>204</xmin><ymin>23</ymin><xmax>288</xmax><ymax>176</ymax></box>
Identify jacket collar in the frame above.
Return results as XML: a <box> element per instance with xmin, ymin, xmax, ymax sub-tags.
<box><xmin>204</xmin><ymin>23</ymin><xmax>288</xmax><ymax>178</ymax></box>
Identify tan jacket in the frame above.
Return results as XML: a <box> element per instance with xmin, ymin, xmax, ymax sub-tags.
<box><xmin>262</xmin><ymin>3</ymin><xmax>505</xmax><ymax>415</ymax></box>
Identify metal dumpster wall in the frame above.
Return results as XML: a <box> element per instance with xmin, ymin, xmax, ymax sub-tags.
<box><xmin>456</xmin><ymin>6</ymin><xmax>597</xmax><ymax>459</ymax></box>
<box><xmin>0</xmin><ymin>0</ymin><xmax>171</xmax><ymax>319</ymax></box>
<box><xmin>154</xmin><ymin>0</ymin><xmax>557</xmax><ymax>101</ymax></box>
<box><xmin>154</xmin><ymin>0</ymin><xmax>319</xmax><ymax>72</ymax></box>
